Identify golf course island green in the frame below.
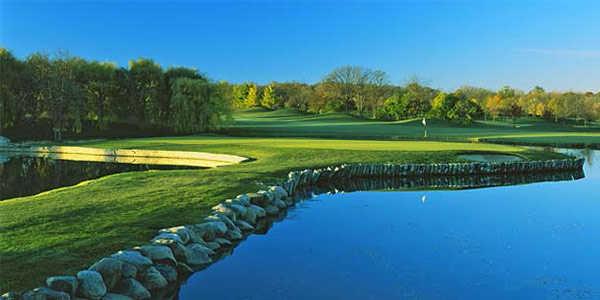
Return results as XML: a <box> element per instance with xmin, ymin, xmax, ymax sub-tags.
<box><xmin>226</xmin><ymin>108</ymin><xmax>600</xmax><ymax>148</ymax></box>
<box><xmin>2</xmin><ymin>109</ymin><xmax>597</xmax><ymax>294</ymax></box>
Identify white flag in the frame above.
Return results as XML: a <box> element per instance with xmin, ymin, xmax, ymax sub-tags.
<box><xmin>422</xmin><ymin>118</ymin><xmax>427</xmax><ymax>127</ymax></box>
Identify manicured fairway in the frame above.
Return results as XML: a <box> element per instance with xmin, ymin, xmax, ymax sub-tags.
<box><xmin>0</xmin><ymin>135</ymin><xmax>558</xmax><ymax>292</ymax></box>
<box><xmin>1</xmin><ymin>110</ymin><xmax>595</xmax><ymax>292</ymax></box>
<box><xmin>225</xmin><ymin>108</ymin><xmax>600</xmax><ymax>147</ymax></box>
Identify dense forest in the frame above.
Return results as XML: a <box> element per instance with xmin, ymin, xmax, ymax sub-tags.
<box><xmin>1</xmin><ymin>49</ymin><xmax>599</xmax><ymax>141</ymax></box>
<box><xmin>0</xmin><ymin>49</ymin><xmax>231</xmax><ymax>140</ymax></box>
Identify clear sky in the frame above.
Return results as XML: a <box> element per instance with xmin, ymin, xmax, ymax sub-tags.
<box><xmin>1</xmin><ymin>0</ymin><xmax>599</xmax><ymax>92</ymax></box>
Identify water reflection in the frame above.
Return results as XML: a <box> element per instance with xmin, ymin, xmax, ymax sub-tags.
<box><xmin>0</xmin><ymin>155</ymin><xmax>199</xmax><ymax>201</ymax></box>
<box><xmin>538</xmin><ymin>147</ymin><xmax>596</xmax><ymax>167</ymax></box>
<box><xmin>569</xmin><ymin>148</ymin><xmax>595</xmax><ymax>167</ymax></box>
<box><xmin>291</xmin><ymin>169</ymin><xmax>585</xmax><ymax>199</ymax></box>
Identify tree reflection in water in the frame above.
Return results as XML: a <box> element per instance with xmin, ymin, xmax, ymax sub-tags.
<box><xmin>0</xmin><ymin>155</ymin><xmax>199</xmax><ymax>201</ymax></box>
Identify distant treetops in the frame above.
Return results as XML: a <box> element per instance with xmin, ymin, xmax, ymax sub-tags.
<box><xmin>1</xmin><ymin>49</ymin><xmax>599</xmax><ymax>141</ymax></box>
<box><xmin>233</xmin><ymin>66</ymin><xmax>600</xmax><ymax>127</ymax></box>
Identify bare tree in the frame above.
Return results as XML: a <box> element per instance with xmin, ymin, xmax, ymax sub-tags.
<box><xmin>322</xmin><ymin>66</ymin><xmax>389</xmax><ymax>116</ymax></box>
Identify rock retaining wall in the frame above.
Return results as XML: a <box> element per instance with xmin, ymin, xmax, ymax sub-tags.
<box><xmin>282</xmin><ymin>158</ymin><xmax>585</xmax><ymax>193</ymax></box>
<box><xmin>1</xmin><ymin>158</ymin><xmax>584</xmax><ymax>300</ymax></box>
<box><xmin>293</xmin><ymin>169</ymin><xmax>585</xmax><ymax>198</ymax></box>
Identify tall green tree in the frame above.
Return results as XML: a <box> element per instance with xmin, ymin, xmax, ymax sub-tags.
<box><xmin>261</xmin><ymin>84</ymin><xmax>276</xmax><ymax>109</ymax></box>
<box><xmin>0</xmin><ymin>48</ymin><xmax>28</xmax><ymax>133</ymax></box>
<box><xmin>162</xmin><ymin>67</ymin><xmax>205</xmax><ymax>123</ymax></box>
<box><xmin>26</xmin><ymin>53</ymin><xmax>53</xmax><ymax>124</ymax></box>
<box><xmin>454</xmin><ymin>86</ymin><xmax>493</xmax><ymax>107</ymax></box>
<box><xmin>81</xmin><ymin>62</ymin><xmax>118</xmax><ymax>130</ymax></box>
<box><xmin>129</xmin><ymin>58</ymin><xmax>164</xmax><ymax>126</ymax></box>
<box><xmin>232</xmin><ymin>84</ymin><xmax>250</xmax><ymax>108</ymax></box>
<box><xmin>55</xmin><ymin>55</ymin><xmax>84</xmax><ymax>139</ymax></box>
<box><xmin>447</xmin><ymin>98</ymin><xmax>482</xmax><ymax>125</ymax></box>
<box><xmin>278</xmin><ymin>83</ymin><xmax>313</xmax><ymax>112</ymax></box>
<box><xmin>581</xmin><ymin>94</ymin><xmax>599</xmax><ymax>126</ymax></box>
<box><xmin>169</xmin><ymin>78</ymin><xmax>231</xmax><ymax>133</ymax></box>
<box><xmin>244</xmin><ymin>84</ymin><xmax>258</xmax><ymax>107</ymax></box>
<box><xmin>547</xmin><ymin>92</ymin><xmax>575</xmax><ymax>123</ymax></box>
<box><xmin>429</xmin><ymin>92</ymin><xmax>459</xmax><ymax>119</ymax></box>
<box><xmin>399</xmin><ymin>89</ymin><xmax>431</xmax><ymax>118</ymax></box>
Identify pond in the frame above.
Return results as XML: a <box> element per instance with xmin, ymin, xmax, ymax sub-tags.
<box><xmin>179</xmin><ymin>149</ymin><xmax>599</xmax><ymax>300</ymax></box>
<box><xmin>0</xmin><ymin>153</ymin><xmax>198</xmax><ymax>201</ymax></box>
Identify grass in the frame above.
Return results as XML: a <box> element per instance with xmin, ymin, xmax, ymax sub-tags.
<box><xmin>2</xmin><ymin>108</ymin><xmax>594</xmax><ymax>292</ymax></box>
<box><xmin>0</xmin><ymin>134</ymin><xmax>564</xmax><ymax>292</ymax></box>
<box><xmin>225</xmin><ymin>108</ymin><xmax>600</xmax><ymax>147</ymax></box>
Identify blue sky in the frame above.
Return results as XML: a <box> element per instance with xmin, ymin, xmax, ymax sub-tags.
<box><xmin>1</xmin><ymin>0</ymin><xmax>599</xmax><ymax>91</ymax></box>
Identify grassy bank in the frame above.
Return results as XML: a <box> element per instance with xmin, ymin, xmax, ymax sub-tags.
<box><xmin>225</xmin><ymin>108</ymin><xmax>600</xmax><ymax>148</ymax></box>
<box><xmin>0</xmin><ymin>135</ymin><xmax>561</xmax><ymax>292</ymax></box>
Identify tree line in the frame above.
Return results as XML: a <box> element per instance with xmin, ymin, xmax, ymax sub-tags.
<box><xmin>0</xmin><ymin>48</ymin><xmax>232</xmax><ymax>140</ymax></box>
<box><xmin>234</xmin><ymin>66</ymin><xmax>600</xmax><ymax>126</ymax></box>
<box><xmin>2</xmin><ymin>50</ymin><xmax>599</xmax><ymax>141</ymax></box>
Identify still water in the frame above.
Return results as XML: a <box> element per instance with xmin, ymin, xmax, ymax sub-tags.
<box><xmin>0</xmin><ymin>154</ymin><xmax>197</xmax><ymax>200</ymax></box>
<box><xmin>180</xmin><ymin>150</ymin><xmax>599</xmax><ymax>300</ymax></box>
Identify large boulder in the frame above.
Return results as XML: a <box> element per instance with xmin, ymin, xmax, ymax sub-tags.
<box><xmin>158</xmin><ymin>226</ymin><xmax>191</xmax><ymax>244</ymax></box>
<box><xmin>176</xmin><ymin>263</ymin><xmax>193</xmax><ymax>276</ymax></box>
<box><xmin>210</xmin><ymin>215</ymin><xmax>232</xmax><ymax>228</ymax></box>
<box><xmin>205</xmin><ymin>241</ymin><xmax>221</xmax><ymax>251</ymax></box>
<box><xmin>22</xmin><ymin>287</ymin><xmax>69</xmax><ymax>300</ymax></box>
<box><xmin>137</xmin><ymin>245</ymin><xmax>176</xmax><ymax>266</ymax></box>
<box><xmin>113</xmin><ymin>278</ymin><xmax>150</xmax><ymax>300</ymax></box>
<box><xmin>248</xmin><ymin>192</ymin><xmax>269</xmax><ymax>206</ymax></box>
<box><xmin>192</xmin><ymin>221</ymin><xmax>227</xmax><ymax>241</ymax></box>
<box><xmin>89</xmin><ymin>258</ymin><xmax>124</xmax><ymax>290</ymax></box>
<box><xmin>273</xmin><ymin>199</ymin><xmax>287</xmax><ymax>209</ymax></box>
<box><xmin>248</xmin><ymin>204</ymin><xmax>266</xmax><ymax>218</ymax></box>
<box><xmin>154</xmin><ymin>264</ymin><xmax>177</xmax><ymax>283</ymax></box>
<box><xmin>227</xmin><ymin>203</ymin><xmax>248</xmax><ymax>219</ymax></box>
<box><xmin>255</xmin><ymin>190</ymin><xmax>274</xmax><ymax>207</ymax></box>
<box><xmin>224</xmin><ymin>198</ymin><xmax>248</xmax><ymax>208</ymax></box>
<box><xmin>225</xmin><ymin>228</ymin><xmax>243</xmax><ymax>240</ymax></box>
<box><xmin>264</xmin><ymin>205</ymin><xmax>279</xmax><ymax>216</ymax></box>
<box><xmin>215</xmin><ymin>215</ymin><xmax>243</xmax><ymax>241</ymax></box>
<box><xmin>102</xmin><ymin>293</ymin><xmax>133</xmax><ymax>300</ymax></box>
<box><xmin>184</xmin><ymin>243</ymin><xmax>213</xmax><ymax>266</ymax></box>
<box><xmin>121</xmin><ymin>262</ymin><xmax>137</xmax><ymax>279</ymax></box>
<box><xmin>77</xmin><ymin>270</ymin><xmax>107</xmax><ymax>300</ymax></box>
<box><xmin>110</xmin><ymin>251</ymin><xmax>153</xmax><ymax>272</ymax></box>
<box><xmin>269</xmin><ymin>186</ymin><xmax>288</xmax><ymax>201</ymax></box>
<box><xmin>150</xmin><ymin>232</ymin><xmax>184</xmax><ymax>245</ymax></box>
<box><xmin>211</xmin><ymin>203</ymin><xmax>237</xmax><ymax>220</ymax></box>
<box><xmin>213</xmin><ymin>237</ymin><xmax>232</xmax><ymax>247</ymax></box>
<box><xmin>46</xmin><ymin>275</ymin><xmax>78</xmax><ymax>297</ymax></box>
<box><xmin>184</xmin><ymin>225</ymin><xmax>208</xmax><ymax>244</ymax></box>
<box><xmin>235</xmin><ymin>220</ymin><xmax>255</xmax><ymax>231</ymax></box>
<box><xmin>241</xmin><ymin>206</ymin><xmax>258</xmax><ymax>225</ymax></box>
<box><xmin>151</xmin><ymin>238</ymin><xmax>187</xmax><ymax>264</ymax></box>
<box><xmin>234</xmin><ymin>194</ymin><xmax>251</xmax><ymax>206</ymax></box>
<box><xmin>139</xmin><ymin>266</ymin><xmax>167</xmax><ymax>290</ymax></box>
